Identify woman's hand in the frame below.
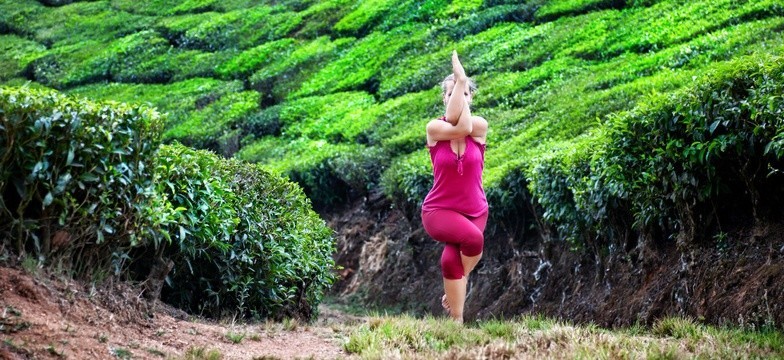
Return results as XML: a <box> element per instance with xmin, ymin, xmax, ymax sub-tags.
<box><xmin>452</xmin><ymin>50</ymin><xmax>467</xmax><ymax>83</ymax></box>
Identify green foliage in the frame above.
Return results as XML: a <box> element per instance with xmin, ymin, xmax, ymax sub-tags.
<box><xmin>380</xmin><ymin>150</ymin><xmax>432</xmax><ymax>217</ymax></box>
<box><xmin>536</xmin><ymin>0</ymin><xmax>623</xmax><ymax>21</ymax></box>
<box><xmin>216</xmin><ymin>38</ymin><xmax>296</xmax><ymax>79</ymax></box>
<box><xmin>164</xmin><ymin>90</ymin><xmax>259</xmax><ymax>151</ymax></box>
<box><xmin>293</xmin><ymin>24</ymin><xmax>428</xmax><ymax>98</ymax></box>
<box><xmin>275</xmin><ymin>91</ymin><xmax>377</xmax><ymax>142</ymax></box>
<box><xmin>155</xmin><ymin>6</ymin><xmax>302</xmax><ymax>51</ymax></box>
<box><xmin>249</xmin><ymin>36</ymin><xmax>354</xmax><ymax>102</ymax></box>
<box><xmin>333</xmin><ymin>0</ymin><xmax>398</xmax><ymax>36</ymax></box>
<box><xmin>292</xmin><ymin>0</ymin><xmax>354</xmax><ymax>38</ymax></box>
<box><xmin>0</xmin><ymin>35</ymin><xmax>46</xmax><ymax>81</ymax></box>
<box><xmin>4</xmin><ymin>1</ymin><xmax>153</xmax><ymax>47</ymax></box>
<box><xmin>67</xmin><ymin>78</ymin><xmax>245</xmax><ymax>127</ymax></box>
<box><xmin>0</xmin><ymin>86</ymin><xmax>164</xmax><ymax>276</ymax></box>
<box><xmin>236</xmin><ymin>137</ymin><xmax>373</xmax><ymax>207</ymax></box>
<box><xmin>154</xmin><ymin>144</ymin><xmax>336</xmax><ymax>319</ymax></box>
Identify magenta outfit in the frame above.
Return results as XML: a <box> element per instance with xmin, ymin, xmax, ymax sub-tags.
<box><xmin>421</xmin><ymin>118</ymin><xmax>489</xmax><ymax>280</ymax></box>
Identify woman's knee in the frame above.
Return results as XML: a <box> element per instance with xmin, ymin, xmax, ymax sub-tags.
<box><xmin>461</xmin><ymin>228</ymin><xmax>484</xmax><ymax>257</ymax></box>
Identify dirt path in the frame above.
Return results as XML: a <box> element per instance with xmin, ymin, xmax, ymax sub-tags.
<box><xmin>0</xmin><ymin>267</ymin><xmax>360</xmax><ymax>359</ymax></box>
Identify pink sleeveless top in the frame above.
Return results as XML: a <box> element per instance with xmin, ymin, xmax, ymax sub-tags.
<box><xmin>421</xmin><ymin>120</ymin><xmax>488</xmax><ymax>217</ymax></box>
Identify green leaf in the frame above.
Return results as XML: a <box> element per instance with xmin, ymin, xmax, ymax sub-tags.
<box><xmin>43</xmin><ymin>192</ymin><xmax>54</xmax><ymax>207</ymax></box>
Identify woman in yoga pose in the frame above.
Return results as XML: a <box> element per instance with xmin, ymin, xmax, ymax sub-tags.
<box><xmin>421</xmin><ymin>51</ymin><xmax>488</xmax><ymax>323</ymax></box>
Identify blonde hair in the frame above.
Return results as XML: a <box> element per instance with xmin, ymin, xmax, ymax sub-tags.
<box><xmin>441</xmin><ymin>74</ymin><xmax>477</xmax><ymax>97</ymax></box>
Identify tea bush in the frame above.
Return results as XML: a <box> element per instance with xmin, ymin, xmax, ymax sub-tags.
<box><xmin>275</xmin><ymin>91</ymin><xmax>377</xmax><ymax>142</ymax></box>
<box><xmin>164</xmin><ymin>90</ymin><xmax>259</xmax><ymax>151</ymax></box>
<box><xmin>236</xmin><ymin>137</ymin><xmax>365</xmax><ymax>208</ymax></box>
<box><xmin>0</xmin><ymin>86</ymin><xmax>164</xmax><ymax>276</ymax></box>
<box><xmin>333</xmin><ymin>0</ymin><xmax>398</xmax><ymax>36</ymax></box>
<box><xmin>0</xmin><ymin>35</ymin><xmax>46</xmax><ymax>81</ymax></box>
<box><xmin>249</xmin><ymin>36</ymin><xmax>354</xmax><ymax>103</ymax></box>
<box><xmin>152</xmin><ymin>144</ymin><xmax>336</xmax><ymax>320</ymax></box>
<box><xmin>292</xmin><ymin>0</ymin><xmax>354</xmax><ymax>38</ymax></box>
<box><xmin>67</xmin><ymin>78</ymin><xmax>245</xmax><ymax>134</ymax></box>
<box><xmin>216</xmin><ymin>38</ymin><xmax>296</xmax><ymax>80</ymax></box>
<box><xmin>155</xmin><ymin>6</ymin><xmax>302</xmax><ymax>51</ymax></box>
<box><xmin>293</xmin><ymin>24</ymin><xmax>428</xmax><ymax>98</ymax></box>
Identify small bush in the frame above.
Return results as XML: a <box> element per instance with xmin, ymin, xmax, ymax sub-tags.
<box><xmin>153</xmin><ymin>143</ymin><xmax>337</xmax><ymax>320</ymax></box>
<box><xmin>380</xmin><ymin>150</ymin><xmax>432</xmax><ymax>219</ymax></box>
<box><xmin>0</xmin><ymin>86</ymin><xmax>164</xmax><ymax>276</ymax></box>
<box><xmin>333</xmin><ymin>0</ymin><xmax>398</xmax><ymax>36</ymax></box>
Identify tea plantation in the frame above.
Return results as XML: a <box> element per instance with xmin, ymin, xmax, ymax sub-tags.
<box><xmin>1</xmin><ymin>0</ymin><xmax>783</xmax><ymax>318</ymax></box>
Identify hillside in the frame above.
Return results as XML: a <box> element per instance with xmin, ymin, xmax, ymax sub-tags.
<box><xmin>2</xmin><ymin>0</ymin><xmax>784</xmax><ymax>330</ymax></box>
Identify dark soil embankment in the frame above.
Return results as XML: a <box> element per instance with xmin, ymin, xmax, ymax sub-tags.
<box><xmin>326</xmin><ymin>191</ymin><xmax>784</xmax><ymax>329</ymax></box>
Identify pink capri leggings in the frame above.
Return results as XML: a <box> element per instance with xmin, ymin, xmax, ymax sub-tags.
<box><xmin>421</xmin><ymin>209</ymin><xmax>488</xmax><ymax>280</ymax></box>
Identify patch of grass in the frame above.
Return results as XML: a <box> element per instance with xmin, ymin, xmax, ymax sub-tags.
<box><xmin>146</xmin><ymin>347</ymin><xmax>166</xmax><ymax>357</ymax></box>
<box><xmin>111</xmin><ymin>347</ymin><xmax>132</xmax><ymax>359</ymax></box>
<box><xmin>225</xmin><ymin>330</ymin><xmax>246</xmax><ymax>344</ymax></box>
<box><xmin>45</xmin><ymin>344</ymin><xmax>64</xmax><ymax>358</ymax></box>
<box><xmin>283</xmin><ymin>318</ymin><xmax>299</xmax><ymax>331</ymax></box>
<box><xmin>183</xmin><ymin>346</ymin><xmax>223</xmax><ymax>360</ymax></box>
<box><xmin>343</xmin><ymin>314</ymin><xmax>784</xmax><ymax>359</ymax></box>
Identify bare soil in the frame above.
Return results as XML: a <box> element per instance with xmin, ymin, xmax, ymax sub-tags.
<box><xmin>0</xmin><ymin>266</ymin><xmax>351</xmax><ymax>360</ymax></box>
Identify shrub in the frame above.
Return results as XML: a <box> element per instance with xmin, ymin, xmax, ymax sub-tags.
<box><xmin>0</xmin><ymin>35</ymin><xmax>46</xmax><ymax>81</ymax></box>
<box><xmin>249</xmin><ymin>36</ymin><xmax>354</xmax><ymax>103</ymax></box>
<box><xmin>293</xmin><ymin>24</ymin><xmax>428</xmax><ymax>98</ymax></box>
<box><xmin>67</xmin><ymin>78</ymin><xmax>245</xmax><ymax>128</ymax></box>
<box><xmin>380</xmin><ymin>150</ymin><xmax>432</xmax><ymax>219</ymax></box>
<box><xmin>164</xmin><ymin>90</ymin><xmax>260</xmax><ymax>152</ymax></box>
<box><xmin>0</xmin><ymin>86</ymin><xmax>165</xmax><ymax>276</ymax></box>
<box><xmin>591</xmin><ymin>52</ymin><xmax>784</xmax><ymax>243</ymax></box>
<box><xmin>332</xmin><ymin>0</ymin><xmax>398</xmax><ymax>36</ymax></box>
<box><xmin>235</xmin><ymin>137</ymin><xmax>366</xmax><ymax>208</ymax></box>
<box><xmin>151</xmin><ymin>143</ymin><xmax>337</xmax><ymax>320</ymax></box>
<box><xmin>535</xmin><ymin>0</ymin><xmax>624</xmax><ymax>21</ymax></box>
<box><xmin>155</xmin><ymin>6</ymin><xmax>302</xmax><ymax>51</ymax></box>
<box><xmin>30</xmin><ymin>42</ymin><xmax>110</xmax><ymax>89</ymax></box>
<box><xmin>12</xmin><ymin>1</ymin><xmax>152</xmax><ymax>47</ymax></box>
<box><xmin>292</xmin><ymin>0</ymin><xmax>354</xmax><ymax>38</ymax></box>
<box><xmin>276</xmin><ymin>91</ymin><xmax>377</xmax><ymax>142</ymax></box>
<box><xmin>216</xmin><ymin>38</ymin><xmax>296</xmax><ymax>80</ymax></box>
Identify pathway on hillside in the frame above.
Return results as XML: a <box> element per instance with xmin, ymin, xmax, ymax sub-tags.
<box><xmin>0</xmin><ymin>266</ymin><xmax>358</xmax><ymax>359</ymax></box>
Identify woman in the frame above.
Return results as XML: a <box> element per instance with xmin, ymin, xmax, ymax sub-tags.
<box><xmin>421</xmin><ymin>51</ymin><xmax>488</xmax><ymax>323</ymax></box>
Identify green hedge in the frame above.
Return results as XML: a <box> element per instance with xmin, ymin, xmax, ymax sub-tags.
<box><xmin>0</xmin><ymin>86</ymin><xmax>337</xmax><ymax>321</ymax></box>
<box><xmin>236</xmin><ymin>137</ymin><xmax>385</xmax><ymax>208</ymax></box>
<box><xmin>527</xmin><ymin>51</ymin><xmax>784</xmax><ymax>246</ymax></box>
<box><xmin>152</xmin><ymin>144</ymin><xmax>336</xmax><ymax>320</ymax></box>
<box><xmin>4</xmin><ymin>1</ymin><xmax>152</xmax><ymax>47</ymax></box>
<box><xmin>67</xmin><ymin>78</ymin><xmax>248</xmax><ymax>151</ymax></box>
<box><xmin>292</xmin><ymin>0</ymin><xmax>354</xmax><ymax>38</ymax></box>
<box><xmin>293</xmin><ymin>24</ymin><xmax>428</xmax><ymax>98</ymax></box>
<box><xmin>0</xmin><ymin>35</ymin><xmax>43</xmax><ymax>81</ymax></box>
<box><xmin>249</xmin><ymin>36</ymin><xmax>354</xmax><ymax>103</ymax></box>
<box><xmin>0</xmin><ymin>86</ymin><xmax>164</xmax><ymax>276</ymax></box>
<box><xmin>155</xmin><ymin>7</ymin><xmax>302</xmax><ymax>51</ymax></box>
<box><xmin>164</xmin><ymin>90</ymin><xmax>259</xmax><ymax>152</ymax></box>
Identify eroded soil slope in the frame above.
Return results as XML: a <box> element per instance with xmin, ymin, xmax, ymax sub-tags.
<box><xmin>328</xmin><ymin>192</ymin><xmax>784</xmax><ymax>329</ymax></box>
